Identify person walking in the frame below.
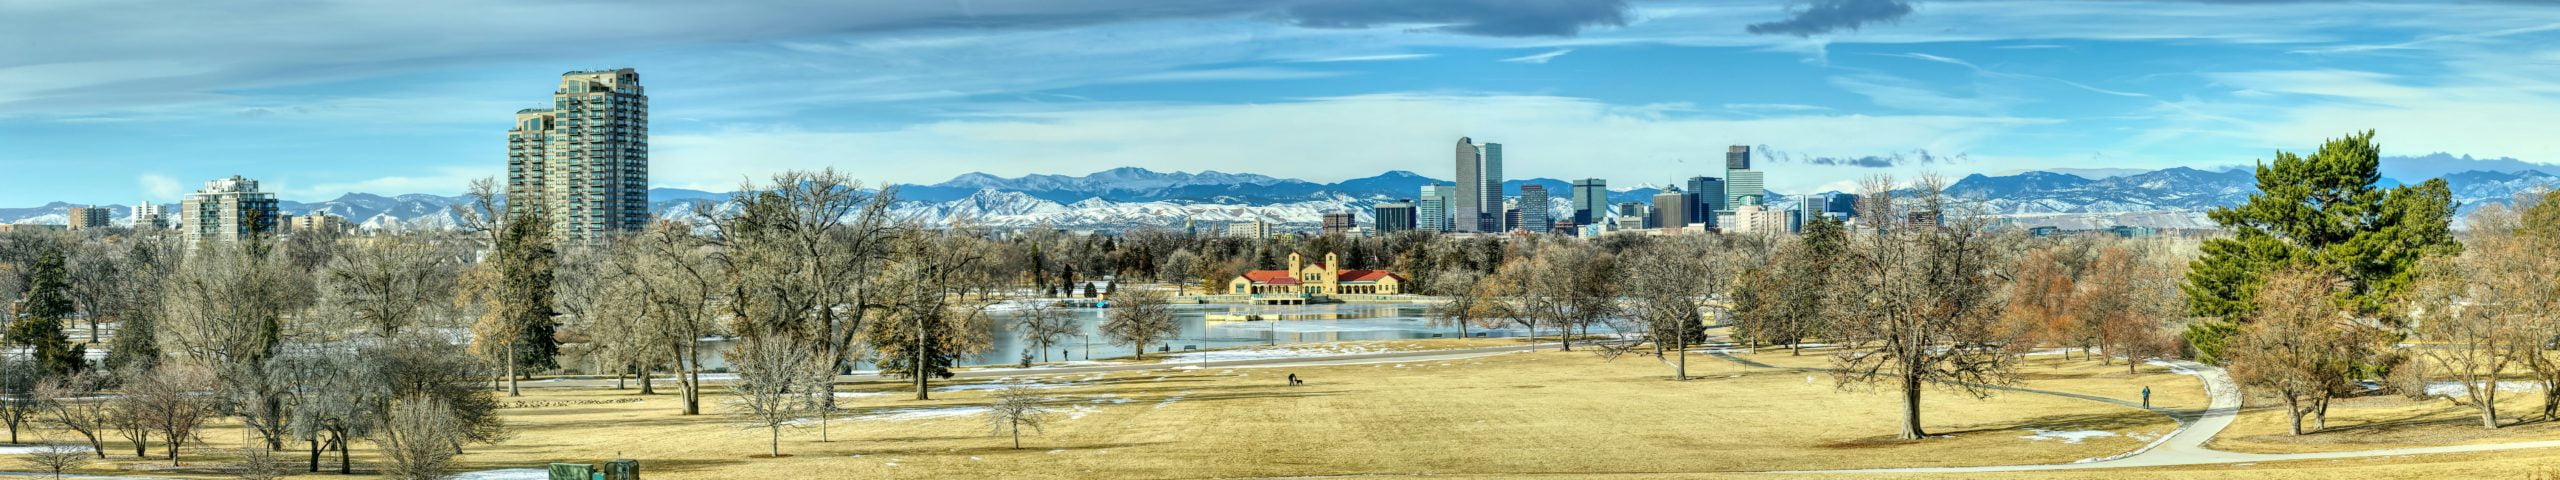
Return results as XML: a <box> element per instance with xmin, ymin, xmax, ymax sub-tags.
<box><xmin>2141</xmin><ymin>386</ymin><xmax>2152</xmax><ymax>408</ymax></box>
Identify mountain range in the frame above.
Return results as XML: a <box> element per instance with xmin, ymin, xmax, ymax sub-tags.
<box><xmin>8</xmin><ymin>154</ymin><xmax>2555</xmax><ymax>232</ymax></box>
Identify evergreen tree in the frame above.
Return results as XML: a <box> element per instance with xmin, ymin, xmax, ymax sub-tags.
<box><xmin>2181</xmin><ymin>131</ymin><xmax>2459</xmax><ymax>363</ymax></box>
<box><xmin>496</xmin><ymin>214</ymin><xmax>561</xmax><ymax>379</ymax></box>
<box><xmin>7</xmin><ymin>250</ymin><xmax>84</xmax><ymax>376</ymax></box>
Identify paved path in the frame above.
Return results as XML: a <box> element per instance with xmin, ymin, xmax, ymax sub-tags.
<box><xmin>1718</xmin><ymin>349</ymin><xmax>2560</xmax><ymax>473</ymax></box>
<box><xmin>522</xmin><ymin>343</ymin><xmax>1560</xmax><ymax>390</ymax></box>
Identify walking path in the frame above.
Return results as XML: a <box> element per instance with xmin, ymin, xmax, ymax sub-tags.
<box><xmin>1709</xmin><ymin>347</ymin><xmax>2560</xmax><ymax>473</ymax></box>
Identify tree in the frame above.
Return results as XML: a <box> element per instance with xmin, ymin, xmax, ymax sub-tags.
<box><xmin>1160</xmin><ymin>249</ymin><xmax>1199</xmax><ymax>295</ymax></box>
<box><xmin>2414</xmin><ymin>203</ymin><xmax>2550</xmax><ymax>427</ymax></box>
<box><xmin>1477</xmin><ymin>260</ymin><xmax>1538</xmax><ymax>343</ymax></box>
<box><xmin>101</xmin><ymin>238</ymin><xmax>173</xmax><ymax>373</ymax></box>
<box><xmin>2503</xmin><ymin>192</ymin><xmax>2560</xmax><ymax>420</ymax></box>
<box><xmin>724</xmin><ymin>335</ymin><xmax>830</xmax><ymax>458</ymax></box>
<box><xmin>986</xmin><ymin>385</ymin><xmax>1054</xmax><ymax>449</ymax></box>
<box><xmin>319</xmin><ymin>236</ymin><xmax>456</xmax><ymax>338</ymax></box>
<box><xmin>123</xmin><ymin>365</ymin><xmax>216</xmax><ymax>466</ymax></box>
<box><xmin>1102</xmin><ymin>288</ymin><xmax>1177</xmax><ymax>359</ymax></box>
<box><xmin>495</xmin><ymin>210</ymin><xmax>562</xmax><ymax>390</ymax></box>
<box><xmin>707</xmin><ymin>170</ymin><xmax>900</xmax><ymax>399</ymax></box>
<box><xmin>865</xmin><ymin>228</ymin><xmax>999</xmax><ymax>400</ymax></box>
<box><xmin>1624</xmin><ymin>239</ymin><xmax>1723</xmax><ymax>380</ymax></box>
<box><xmin>1827</xmin><ymin>175</ymin><xmax>2020</xmax><ymax>440</ymax></box>
<box><xmin>1524</xmin><ymin>244</ymin><xmax>1617</xmax><ymax>351</ymax></box>
<box><xmin>374</xmin><ymin>395</ymin><xmax>463</xmax><ymax>480</ymax></box>
<box><xmin>2227</xmin><ymin>268</ymin><xmax>2375</xmax><ymax>435</ymax></box>
<box><xmin>2079</xmin><ymin>245</ymin><xmax>2186</xmax><ymax>373</ymax></box>
<box><xmin>1425</xmin><ymin>269</ymin><xmax>1486</xmax><ymax>340</ymax></box>
<box><xmin>0</xmin><ymin>360</ymin><xmax>37</xmax><ymax>445</ymax></box>
<box><xmin>271</xmin><ymin>345</ymin><xmax>384</xmax><ymax>473</ymax></box>
<box><xmin>1014</xmin><ymin>300</ymin><xmax>1079</xmax><ymax>363</ymax></box>
<box><xmin>2003</xmin><ymin>247</ymin><xmax>2087</xmax><ymax>359</ymax></box>
<box><xmin>160</xmin><ymin>242</ymin><xmax>302</xmax><ymax>450</ymax></box>
<box><xmin>18</xmin><ymin>442</ymin><xmax>87</xmax><ymax>480</ymax></box>
<box><xmin>2184</xmin><ymin>131</ymin><xmax>2460</xmax><ymax>361</ymax></box>
<box><xmin>32</xmin><ymin>373</ymin><xmax>111</xmax><ymax>458</ymax></box>
<box><xmin>8</xmin><ymin>249</ymin><xmax>84</xmax><ymax>377</ymax></box>
<box><xmin>615</xmin><ymin>222</ymin><xmax>726</xmax><ymax>415</ymax></box>
<box><xmin>1761</xmin><ymin>216</ymin><xmax>1848</xmax><ymax>354</ymax></box>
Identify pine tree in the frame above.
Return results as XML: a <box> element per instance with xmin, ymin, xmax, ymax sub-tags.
<box><xmin>496</xmin><ymin>214</ymin><xmax>560</xmax><ymax>385</ymax></box>
<box><xmin>8</xmin><ymin>250</ymin><xmax>84</xmax><ymax>377</ymax></box>
<box><xmin>2181</xmin><ymin>131</ymin><xmax>2459</xmax><ymax>364</ymax></box>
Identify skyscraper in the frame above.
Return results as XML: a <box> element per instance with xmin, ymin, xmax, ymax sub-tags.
<box><xmin>1686</xmin><ymin>176</ymin><xmax>1726</xmax><ymax>223</ymax></box>
<box><xmin>181</xmin><ymin>176</ymin><xmax>280</xmax><ymax>247</ymax></box>
<box><xmin>132</xmin><ymin>201</ymin><xmax>170</xmax><ymax>230</ymax></box>
<box><xmin>1724</xmin><ymin>145</ymin><xmax>1763</xmax><ymax>209</ymax></box>
<box><xmin>1569</xmin><ymin>178</ymin><xmax>1608</xmax><ymax>225</ymax></box>
<box><xmin>1453</xmin><ymin>138</ymin><xmax>1481</xmax><ymax>233</ymax></box>
<box><xmin>508</xmin><ymin>68</ymin><xmax>650</xmax><ymax>240</ymax></box>
<box><xmin>1417</xmin><ymin>184</ymin><xmax>1453</xmax><ymax>233</ymax></box>
<box><xmin>1373</xmin><ymin>201</ymin><xmax>1416</xmax><ymax>234</ymax></box>
<box><xmin>1322</xmin><ymin>212</ymin><xmax>1357</xmax><ymax>236</ymax></box>
<box><xmin>1479</xmin><ymin>142</ymin><xmax>1504</xmax><ymax>232</ymax></box>
<box><xmin>1518</xmin><ymin>184</ymin><xmax>1550</xmax><ymax>233</ymax></box>
<box><xmin>1652</xmin><ymin>188</ymin><xmax>1688</xmax><ymax>231</ymax></box>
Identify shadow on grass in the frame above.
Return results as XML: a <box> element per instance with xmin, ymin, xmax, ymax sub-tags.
<box><xmin>1818</xmin><ymin>409</ymin><xmax>2166</xmax><ymax>449</ymax></box>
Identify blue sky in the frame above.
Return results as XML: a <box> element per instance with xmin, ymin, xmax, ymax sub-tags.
<box><xmin>5</xmin><ymin>0</ymin><xmax>2560</xmax><ymax>205</ymax></box>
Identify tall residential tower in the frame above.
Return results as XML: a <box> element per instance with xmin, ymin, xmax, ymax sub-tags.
<box><xmin>507</xmin><ymin>68</ymin><xmax>650</xmax><ymax>240</ymax></box>
<box><xmin>181</xmin><ymin>176</ymin><xmax>280</xmax><ymax>247</ymax></box>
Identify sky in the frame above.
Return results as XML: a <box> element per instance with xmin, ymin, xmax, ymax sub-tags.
<box><xmin>5</xmin><ymin>0</ymin><xmax>2560</xmax><ymax>205</ymax></box>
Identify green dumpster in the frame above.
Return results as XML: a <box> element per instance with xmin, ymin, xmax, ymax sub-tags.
<box><xmin>603</xmin><ymin>459</ymin><xmax>640</xmax><ymax>480</ymax></box>
<box><xmin>548</xmin><ymin>463</ymin><xmax>595</xmax><ymax>480</ymax></box>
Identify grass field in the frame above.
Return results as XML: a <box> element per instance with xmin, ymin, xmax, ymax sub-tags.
<box><xmin>19</xmin><ymin>344</ymin><xmax>2206</xmax><ymax>479</ymax></box>
<box><xmin>2208</xmin><ymin>379</ymin><xmax>2560</xmax><ymax>454</ymax></box>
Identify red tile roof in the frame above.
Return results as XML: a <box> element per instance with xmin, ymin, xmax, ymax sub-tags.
<box><xmin>1242</xmin><ymin>270</ymin><xmax>1291</xmax><ymax>281</ymax></box>
<box><xmin>1339</xmin><ymin>270</ymin><xmax>1405</xmax><ymax>282</ymax></box>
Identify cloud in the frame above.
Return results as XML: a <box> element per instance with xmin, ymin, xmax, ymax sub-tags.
<box><xmin>1827</xmin><ymin>73</ymin><xmax>2007</xmax><ymax>111</ymax></box>
<box><xmin>1759</xmin><ymin>145</ymin><xmax>1969</xmax><ymax>168</ymax></box>
<box><xmin>1880</xmin><ymin>51</ymin><xmax>2150</xmax><ymax>98</ymax></box>
<box><xmin>1499</xmin><ymin>49</ymin><xmax>1574</xmax><ymax>64</ymax></box>
<box><xmin>1110</xmin><ymin>67</ymin><xmax>1350</xmax><ymax>84</ymax></box>
<box><xmin>1280</xmin><ymin>0</ymin><xmax>1632</xmax><ymax>37</ymax></box>
<box><xmin>1746</xmin><ymin>0</ymin><xmax>1916</xmax><ymax>36</ymax></box>
<box><xmin>1289</xmin><ymin>53</ymin><xmax>1438</xmax><ymax>63</ymax></box>
<box><xmin>138</xmin><ymin>174</ymin><xmax>183</xmax><ymax>201</ymax></box>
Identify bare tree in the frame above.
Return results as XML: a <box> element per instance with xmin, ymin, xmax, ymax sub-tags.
<box><xmin>271</xmin><ymin>345</ymin><xmax>384</xmax><ymax>473</ymax></box>
<box><xmin>1425</xmin><ymin>269</ymin><xmax>1485</xmax><ymax>340</ymax></box>
<box><xmin>1524</xmin><ymin>243</ymin><xmax>1617</xmax><ymax>351</ymax></box>
<box><xmin>986</xmin><ymin>386</ymin><xmax>1053</xmax><ymax>449</ymax></box>
<box><xmin>2080</xmin><ymin>244</ymin><xmax>2187</xmax><ymax>372</ymax></box>
<box><xmin>2228</xmin><ymin>268</ymin><xmax>2375</xmax><ymax>435</ymax></box>
<box><xmin>18</xmin><ymin>441</ymin><xmax>87</xmax><ymax>479</ymax></box>
<box><xmin>0</xmin><ymin>360</ymin><xmax>37</xmax><ymax>445</ymax></box>
<box><xmin>159</xmin><ymin>242</ymin><xmax>303</xmax><ymax>450</ymax></box>
<box><xmin>615</xmin><ymin>221</ymin><xmax>726</xmax><ymax>415</ymax></box>
<box><xmin>374</xmin><ymin>395</ymin><xmax>462</xmax><ymax>480</ymax></box>
<box><xmin>1827</xmin><ymin>174</ymin><xmax>2021</xmax><ymax>440</ymax></box>
<box><xmin>1101</xmin><ymin>288</ymin><xmax>1178</xmax><ymax>360</ymax></box>
<box><xmin>234</xmin><ymin>445</ymin><xmax>288</xmax><ymax>480</ymax></box>
<box><xmin>707</xmin><ymin>170</ymin><xmax>900</xmax><ymax>394</ymax></box>
<box><xmin>1013</xmin><ymin>300</ymin><xmax>1079</xmax><ymax>363</ymax></box>
<box><xmin>724</xmin><ymin>335</ymin><xmax>830</xmax><ymax>458</ymax></box>
<box><xmin>123</xmin><ymin>365</ymin><xmax>216</xmax><ymax>466</ymax></box>
<box><xmin>865</xmin><ymin>227</ymin><xmax>999</xmax><ymax>400</ymax></box>
<box><xmin>1625</xmin><ymin>239</ymin><xmax>1724</xmax><ymax>380</ymax></box>
<box><xmin>2412</xmin><ymin>205</ymin><xmax>2547</xmax><ymax>428</ymax></box>
<box><xmin>319</xmin><ymin>236</ymin><xmax>457</xmax><ymax>338</ymax></box>
<box><xmin>32</xmin><ymin>373</ymin><xmax>111</xmax><ymax>458</ymax></box>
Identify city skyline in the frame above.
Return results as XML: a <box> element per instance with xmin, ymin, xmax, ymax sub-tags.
<box><xmin>7</xmin><ymin>1</ymin><xmax>2560</xmax><ymax>206</ymax></box>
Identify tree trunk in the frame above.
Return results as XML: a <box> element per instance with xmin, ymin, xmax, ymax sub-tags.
<box><xmin>769</xmin><ymin>426</ymin><xmax>781</xmax><ymax>457</ymax></box>
<box><xmin>639</xmin><ymin>366</ymin><xmax>656</xmax><ymax>395</ymax></box>
<box><xmin>1675</xmin><ymin>327</ymin><xmax>1688</xmax><ymax>381</ymax></box>
<box><xmin>308</xmin><ymin>438</ymin><xmax>320</xmax><ymax>473</ymax></box>
<box><xmin>2315</xmin><ymin>396</ymin><xmax>2330</xmax><ymax>432</ymax></box>
<box><xmin>336</xmin><ymin>433</ymin><xmax>351</xmax><ymax>475</ymax></box>
<box><xmin>2286</xmin><ymin>395</ymin><xmax>2305</xmax><ymax>436</ymax></box>
<box><xmin>506</xmin><ymin>342</ymin><xmax>522</xmax><ymax>397</ymax></box>
<box><xmin>2483</xmin><ymin>384</ymin><xmax>2503</xmax><ymax>429</ymax></box>
<box><xmin>1898</xmin><ymin>373</ymin><xmax>1926</xmax><ymax>440</ymax></box>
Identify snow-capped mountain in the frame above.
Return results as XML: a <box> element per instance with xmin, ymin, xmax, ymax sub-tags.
<box><xmin>10</xmin><ymin>164</ymin><xmax>2559</xmax><ymax>232</ymax></box>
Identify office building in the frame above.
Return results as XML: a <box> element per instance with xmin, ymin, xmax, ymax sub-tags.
<box><xmin>1687</xmin><ymin>176</ymin><xmax>1726</xmax><ymax>222</ymax></box>
<box><xmin>1517</xmin><ymin>185</ymin><xmax>1550</xmax><ymax>233</ymax></box>
<box><xmin>1226</xmin><ymin>220</ymin><xmax>1271</xmax><ymax>239</ymax></box>
<box><xmin>64</xmin><ymin>206</ymin><xmax>110</xmax><ymax>230</ymax></box>
<box><xmin>1569</xmin><ymin>178</ymin><xmax>1608</xmax><ymax>225</ymax></box>
<box><xmin>1616</xmin><ymin>202</ymin><xmax>1648</xmax><ymax>220</ymax></box>
<box><xmin>1725</xmin><ymin>145</ymin><xmax>1763</xmax><ymax>209</ymax></box>
<box><xmin>1373</xmin><ymin>201</ymin><xmax>1416</xmax><ymax>235</ymax></box>
<box><xmin>1733</xmin><ymin>204</ymin><xmax>1790</xmax><ymax>235</ymax></box>
<box><xmin>1417</xmin><ymin>184</ymin><xmax>1454</xmax><ymax>233</ymax></box>
<box><xmin>132</xmin><ymin>202</ymin><xmax>170</xmax><ymax>230</ymax></box>
<box><xmin>1479</xmin><ymin>142</ymin><xmax>1503</xmax><ymax>232</ymax></box>
<box><xmin>1652</xmin><ymin>188</ymin><xmax>1688</xmax><ymax>231</ymax></box>
<box><xmin>181</xmin><ymin>176</ymin><xmax>280</xmax><ymax>247</ymax></box>
<box><xmin>1322</xmin><ymin>212</ymin><xmax>1357</xmax><ymax>236</ymax></box>
<box><xmin>507</xmin><ymin>68</ymin><xmax>650</xmax><ymax>241</ymax></box>
<box><xmin>1453</xmin><ymin>138</ymin><xmax>1482</xmax><ymax>233</ymax></box>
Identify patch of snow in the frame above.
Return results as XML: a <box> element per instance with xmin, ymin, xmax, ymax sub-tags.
<box><xmin>1155</xmin><ymin>391</ymin><xmax>1192</xmax><ymax>409</ymax></box>
<box><xmin>2019</xmin><ymin>429</ymin><xmax>2118</xmax><ymax>444</ymax></box>
<box><xmin>2424</xmin><ymin>380</ymin><xmax>2541</xmax><ymax>397</ymax></box>
<box><xmin>834</xmin><ymin>391</ymin><xmax>889</xmax><ymax>398</ymax></box>
<box><xmin>1048</xmin><ymin>449</ymin><xmax>1065</xmax><ymax>454</ymax></box>
<box><xmin>452</xmin><ymin>469</ymin><xmax>548</xmax><ymax>480</ymax></box>
<box><xmin>855</xmin><ymin>406</ymin><xmax>991</xmax><ymax>422</ymax></box>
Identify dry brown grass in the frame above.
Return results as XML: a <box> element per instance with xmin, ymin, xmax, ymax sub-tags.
<box><xmin>24</xmin><ymin>346</ymin><xmax>2205</xmax><ymax>479</ymax></box>
<box><xmin>2208</xmin><ymin>383</ymin><xmax>2560</xmax><ymax>454</ymax></box>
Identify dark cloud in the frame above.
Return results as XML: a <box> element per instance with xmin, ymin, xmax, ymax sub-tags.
<box><xmin>1759</xmin><ymin>145</ymin><xmax>1967</xmax><ymax>168</ymax></box>
<box><xmin>1746</xmin><ymin>0</ymin><xmax>1915</xmax><ymax>36</ymax></box>
<box><xmin>1283</xmin><ymin>0</ymin><xmax>1632</xmax><ymax>37</ymax></box>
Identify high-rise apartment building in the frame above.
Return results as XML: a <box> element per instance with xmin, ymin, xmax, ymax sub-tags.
<box><xmin>132</xmin><ymin>201</ymin><xmax>170</xmax><ymax>230</ymax></box>
<box><xmin>64</xmin><ymin>206</ymin><xmax>110</xmax><ymax>230</ymax></box>
<box><xmin>508</xmin><ymin>68</ymin><xmax>650</xmax><ymax>240</ymax></box>
<box><xmin>1227</xmin><ymin>220</ymin><xmax>1271</xmax><ymax>239</ymax></box>
<box><xmin>285</xmin><ymin>213</ymin><xmax>355</xmax><ymax>236</ymax></box>
<box><xmin>181</xmin><ymin>176</ymin><xmax>280</xmax><ymax>247</ymax></box>
<box><xmin>1517</xmin><ymin>185</ymin><xmax>1550</xmax><ymax>233</ymax></box>
<box><xmin>1569</xmin><ymin>178</ymin><xmax>1608</xmax><ymax>225</ymax></box>
<box><xmin>1417</xmin><ymin>184</ymin><xmax>1453</xmax><ymax>233</ymax></box>
<box><xmin>1322</xmin><ymin>212</ymin><xmax>1357</xmax><ymax>236</ymax></box>
<box><xmin>1373</xmin><ymin>201</ymin><xmax>1416</xmax><ymax>235</ymax></box>
<box><xmin>1453</xmin><ymin>138</ymin><xmax>1481</xmax><ymax>233</ymax></box>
